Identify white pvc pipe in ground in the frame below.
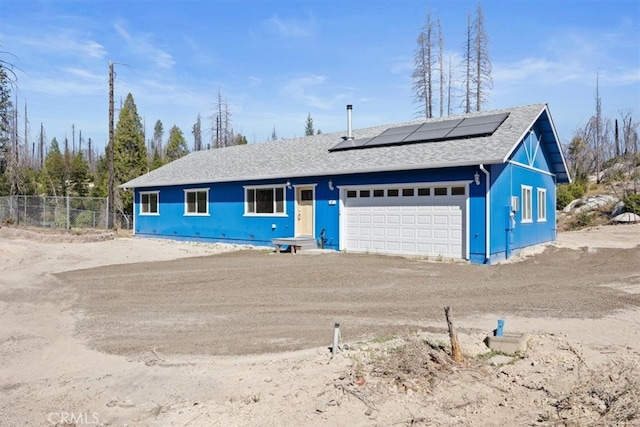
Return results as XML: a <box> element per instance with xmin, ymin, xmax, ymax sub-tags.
<box><xmin>332</xmin><ymin>323</ymin><xmax>340</xmax><ymax>355</ymax></box>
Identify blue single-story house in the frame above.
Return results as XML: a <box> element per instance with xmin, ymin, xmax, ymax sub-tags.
<box><xmin>121</xmin><ymin>103</ymin><xmax>570</xmax><ymax>264</ymax></box>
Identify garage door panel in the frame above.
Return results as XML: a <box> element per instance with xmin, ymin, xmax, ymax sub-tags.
<box><xmin>358</xmin><ymin>227</ymin><xmax>372</xmax><ymax>237</ymax></box>
<box><xmin>433</xmin><ymin>214</ymin><xmax>451</xmax><ymax>225</ymax></box>
<box><xmin>387</xmin><ymin>227</ymin><xmax>401</xmax><ymax>237</ymax></box>
<box><xmin>417</xmin><ymin>215</ymin><xmax>432</xmax><ymax>225</ymax></box>
<box><xmin>433</xmin><ymin>243</ymin><xmax>450</xmax><ymax>254</ymax></box>
<box><xmin>386</xmin><ymin>241</ymin><xmax>401</xmax><ymax>251</ymax></box>
<box><xmin>402</xmin><ymin>215</ymin><xmax>416</xmax><ymax>225</ymax></box>
<box><xmin>372</xmin><ymin>226</ymin><xmax>386</xmax><ymax>237</ymax></box>
<box><xmin>402</xmin><ymin>242</ymin><xmax>416</xmax><ymax>252</ymax></box>
<box><xmin>387</xmin><ymin>214</ymin><xmax>401</xmax><ymax>225</ymax></box>
<box><xmin>402</xmin><ymin>228</ymin><xmax>416</xmax><ymax>238</ymax></box>
<box><xmin>344</xmin><ymin>186</ymin><xmax>465</xmax><ymax>259</ymax></box>
<box><xmin>372</xmin><ymin>214</ymin><xmax>385</xmax><ymax>224</ymax></box>
<box><xmin>416</xmin><ymin>229</ymin><xmax>432</xmax><ymax>239</ymax></box>
<box><xmin>371</xmin><ymin>240</ymin><xmax>386</xmax><ymax>250</ymax></box>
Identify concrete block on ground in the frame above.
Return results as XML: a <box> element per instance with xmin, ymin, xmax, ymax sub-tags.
<box><xmin>486</xmin><ymin>333</ymin><xmax>527</xmax><ymax>356</ymax></box>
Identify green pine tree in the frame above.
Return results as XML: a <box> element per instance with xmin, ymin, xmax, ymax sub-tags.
<box><xmin>149</xmin><ymin>146</ymin><xmax>165</xmax><ymax>171</ymax></box>
<box><xmin>164</xmin><ymin>125</ymin><xmax>189</xmax><ymax>162</ymax></box>
<box><xmin>234</xmin><ymin>134</ymin><xmax>248</xmax><ymax>145</ymax></box>
<box><xmin>70</xmin><ymin>151</ymin><xmax>90</xmax><ymax>196</ymax></box>
<box><xmin>90</xmin><ymin>154</ymin><xmax>108</xmax><ymax>197</ymax></box>
<box><xmin>43</xmin><ymin>137</ymin><xmax>66</xmax><ymax>196</ymax></box>
<box><xmin>113</xmin><ymin>93</ymin><xmax>147</xmax><ymax>214</ymax></box>
<box><xmin>305</xmin><ymin>113</ymin><xmax>314</xmax><ymax>136</ymax></box>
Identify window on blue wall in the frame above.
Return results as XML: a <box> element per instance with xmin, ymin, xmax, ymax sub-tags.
<box><xmin>537</xmin><ymin>188</ymin><xmax>547</xmax><ymax>222</ymax></box>
<box><xmin>521</xmin><ymin>185</ymin><xmax>533</xmax><ymax>223</ymax></box>
<box><xmin>140</xmin><ymin>191</ymin><xmax>159</xmax><ymax>215</ymax></box>
<box><xmin>245</xmin><ymin>186</ymin><xmax>285</xmax><ymax>215</ymax></box>
<box><xmin>184</xmin><ymin>189</ymin><xmax>209</xmax><ymax>215</ymax></box>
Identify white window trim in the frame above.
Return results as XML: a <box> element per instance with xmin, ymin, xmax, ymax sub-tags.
<box><xmin>183</xmin><ymin>188</ymin><xmax>210</xmax><ymax>216</ymax></box>
<box><xmin>521</xmin><ymin>185</ymin><xmax>533</xmax><ymax>223</ymax></box>
<box><xmin>140</xmin><ymin>191</ymin><xmax>160</xmax><ymax>216</ymax></box>
<box><xmin>243</xmin><ymin>185</ymin><xmax>287</xmax><ymax>217</ymax></box>
<box><xmin>537</xmin><ymin>188</ymin><xmax>547</xmax><ymax>222</ymax></box>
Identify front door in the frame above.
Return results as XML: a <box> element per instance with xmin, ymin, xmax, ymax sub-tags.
<box><xmin>296</xmin><ymin>187</ymin><xmax>314</xmax><ymax>236</ymax></box>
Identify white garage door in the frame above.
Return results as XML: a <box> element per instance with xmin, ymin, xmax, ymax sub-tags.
<box><xmin>343</xmin><ymin>184</ymin><xmax>466</xmax><ymax>259</ymax></box>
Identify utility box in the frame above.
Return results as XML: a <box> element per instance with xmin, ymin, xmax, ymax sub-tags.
<box><xmin>486</xmin><ymin>333</ymin><xmax>527</xmax><ymax>356</ymax></box>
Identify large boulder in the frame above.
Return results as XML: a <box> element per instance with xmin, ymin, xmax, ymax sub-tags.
<box><xmin>611</xmin><ymin>201</ymin><xmax>626</xmax><ymax>217</ymax></box>
<box><xmin>574</xmin><ymin>195</ymin><xmax>619</xmax><ymax>214</ymax></box>
<box><xmin>563</xmin><ymin>198</ymin><xmax>581</xmax><ymax>213</ymax></box>
<box><xmin>611</xmin><ymin>212</ymin><xmax>640</xmax><ymax>223</ymax></box>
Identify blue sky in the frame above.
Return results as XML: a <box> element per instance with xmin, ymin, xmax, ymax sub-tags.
<box><xmin>1</xmin><ymin>0</ymin><xmax>639</xmax><ymax>154</ymax></box>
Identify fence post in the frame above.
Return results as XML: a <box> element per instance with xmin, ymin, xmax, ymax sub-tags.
<box><xmin>66</xmin><ymin>195</ymin><xmax>70</xmax><ymax>230</ymax></box>
<box><xmin>105</xmin><ymin>197</ymin><xmax>109</xmax><ymax>229</ymax></box>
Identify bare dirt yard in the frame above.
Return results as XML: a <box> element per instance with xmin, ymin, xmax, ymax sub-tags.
<box><xmin>1</xmin><ymin>224</ymin><xmax>639</xmax><ymax>426</ymax></box>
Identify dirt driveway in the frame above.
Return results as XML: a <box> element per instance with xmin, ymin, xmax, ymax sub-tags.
<box><xmin>58</xmin><ymin>237</ymin><xmax>640</xmax><ymax>358</ymax></box>
<box><xmin>1</xmin><ymin>225</ymin><xmax>639</xmax><ymax>426</ymax></box>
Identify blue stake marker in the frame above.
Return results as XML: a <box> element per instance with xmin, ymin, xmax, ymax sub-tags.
<box><xmin>496</xmin><ymin>319</ymin><xmax>505</xmax><ymax>337</ymax></box>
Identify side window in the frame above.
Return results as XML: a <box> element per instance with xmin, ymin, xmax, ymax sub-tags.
<box><xmin>537</xmin><ymin>188</ymin><xmax>547</xmax><ymax>222</ymax></box>
<box><xmin>185</xmin><ymin>189</ymin><xmax>209</xmax><ymax>215</ymax></box>
<box><xmin>521</xmin><ymin>186</ymin><xmax>532</xmax><ymax>223</ymax></box>
<box><xmin>140</xmin><ymin>191</ymin><xmax>159</xmax><ymax>214</ymax></box>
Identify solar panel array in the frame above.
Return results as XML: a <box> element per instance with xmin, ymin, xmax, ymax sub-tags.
<box><xmin>329</xmin><ymin>112</ymin><xmax>510</xmax><ymax>152</ymax></box>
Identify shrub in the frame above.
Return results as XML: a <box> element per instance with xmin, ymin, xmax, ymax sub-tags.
<box><xmin>557</xmin><ymin>182</ymin><xmax>587</xmax><ymax>210</ymax></box>
<box><xmin>568</xmin><ymin>212</ymin><xmax>594</xmax><ymax>230</ymax></box>
<box><xmin>623</xmin><ymin>193</ymin><xmax>640</xmax><ymax>215</ymax></box>
<box><xmin>74</xmin><ymin>210</ymin><xmax>96</xmax><ymax>228</ymax></box>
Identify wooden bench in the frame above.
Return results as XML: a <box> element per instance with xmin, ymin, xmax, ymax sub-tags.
<box><xmin>274</xmin><ymin>243</ymin><xmax>302</xmax><ymax>254</ymax></box>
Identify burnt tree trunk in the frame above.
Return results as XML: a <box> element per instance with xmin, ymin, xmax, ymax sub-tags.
<box><xmin>444</xmin><ymin>306</ymin><xmax>465</xmax><ymax>363</ymax></box>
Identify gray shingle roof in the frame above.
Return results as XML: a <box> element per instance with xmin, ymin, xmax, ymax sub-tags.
<box><xmin>121</xmin><ymin>103</ymin><xmax>559</xmax><ymax>189</ymax></box>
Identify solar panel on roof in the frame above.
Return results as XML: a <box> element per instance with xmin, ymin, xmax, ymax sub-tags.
<box><xmin>458</xmin><ymin>112</ymin><xmax>509</xmax><ymax>127</ymax></box>
<box><xmin>379</xmin><ymin>124</ymin><xmax>422</xmax><ymax>135</ymax></box>
<box><xmin>415</xmin><ymin>118</ymin><xmax>463</xmax><ymax>131</ymax></box>
<box><xmin>327</xmin><ymin>112</ymin><xmax>510</xmax><ymax>152</ymax></box>
<box><xmin>444</xmin><ymin>113</ymin><xmax>510</xmax><ymax>139</ymax></box>
<box><xmin>328</xmin><ymin>137</ymin><xmax>372</xmax><ymax>152</ymax></box>
<box><xmin>402</xmin><ymin>128</ymin><xmax>452</xmax><ymax>142</ymax></box>
<box><xmin>363</xmin><ymin>134</ymin><xmax>409</xmax><ymax>147</ymax></box>
<box><xmin>446</xmin><ymin>122</ymin><xmax>505</xmax><ymax>138</ymax></box>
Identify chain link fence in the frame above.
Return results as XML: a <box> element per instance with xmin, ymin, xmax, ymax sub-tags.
<box><xmin>0</xmin><ymin>195</ymin><xmax>133</xmax><ymax>230</ymax></box>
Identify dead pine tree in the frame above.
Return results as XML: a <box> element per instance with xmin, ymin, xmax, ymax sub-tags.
<box><xmin>444</xmin><ymin>306</ymin><xmax>465</xmax><ymax>363</ymax></box>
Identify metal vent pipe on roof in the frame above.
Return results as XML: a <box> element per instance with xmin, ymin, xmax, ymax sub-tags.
<box><xmin>346</xmin><ymin>104</ymin><xmax>354</xmax><ymax>140</ymax></box>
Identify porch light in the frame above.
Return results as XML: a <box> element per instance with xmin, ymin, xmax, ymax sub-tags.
<box><xmin>286</xmin><ymin>180</ymin><xmax>292</xmax><ymax>189</ymax></box>
<box><xmin>474</xmin><ymin>171</ymin><xmax>481</xmax><ymax>185</ymax></box>
<box><xmin>328</xmin><ymin>179</ymin><xmax>334</xmax><ymax>191</ymax></box>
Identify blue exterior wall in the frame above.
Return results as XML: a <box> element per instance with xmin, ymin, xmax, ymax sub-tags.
<box><xmin>488</xmin><ymin>126</ymin><xmax>558</xmax><ymax>263</ymax></box>
<box><xmin>132</xmin><ymin>120</ymin><xmax>563</xmax><ymax>265</ymax></box>
<box><xmin>134</xmin><ymin>166</ymin><xmax>485</xmax><ymax>256</ymax></box>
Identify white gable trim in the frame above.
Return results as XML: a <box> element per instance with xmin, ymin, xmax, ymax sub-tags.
<box><xmin>508</xmin><ymin>160</ymin><xmax>555</xmax><ymax>177</ymax></box>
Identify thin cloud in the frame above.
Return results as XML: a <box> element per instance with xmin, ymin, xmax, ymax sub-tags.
<box><xmin>16</xmin><ymin>30</ymin><xmax>106</xmax><ymax>60</ymax></box>
<box><xmin>62</xmin><ymin>67</ymin><xmax>103</xmax><ymax>82</ymax></box>
<box><xmin>248</xmin><ymin>76</ymin><xmax>263</xmax><ymax>87</ymax></box>
<box><xmin>263</xmin><ymin>15</ymin><xmax>314</xmax><ymax>38</ymax></box>
<box><xmin>496</xmin><ymin>24</ymin><xmax>640</xmax><ymax>88</ymax></box>
<box><xmin>29</xmin><ymin>72</ymin><xmax>102</xmax><ymax>96</ymax></box>
<box><xmin>282</xmin><ymin>74</ymin><xmax>353</xmax><ymax>110</ymax></box>
<box><xmin>114</xmin><ymin>22</ymin><xmax>175</xmax><ymax>69</ymax></box>
<box><xmin>181</xmin><ymin>35</ymin><xmax>216</xmax><ymax>66</ymax></box>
